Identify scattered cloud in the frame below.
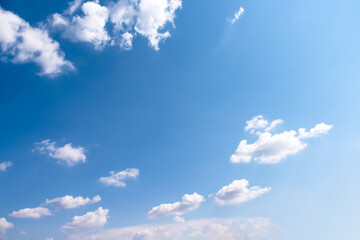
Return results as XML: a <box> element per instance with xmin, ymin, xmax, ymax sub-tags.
<box><xmin>62</xmin><ymin>207</ymin><xmax>109</xmax><ymax>233</ymax></box>
<box><xmin>148</xmin><ymin>193</ymin><xmax>205</xmax><ymax>219</ymax></box>
<box><xmin>9</xmin><ymin>207</ymin><xmax>51</xmax><ymax>219</ymax></box>
<box><xmin>215</xmin><ymin>179</ymin><xmax>271</xmax><ymax>206</ymax></box>
<box><xmin>0</xmin><ymin>7</ymin><xmax>74</xmax><ymax>76</ymax></box>
<box><xmin>231</xmin><ymin>116</ymin><xmax>333</xmax><ymax>164</ymax></box>
<box><xmin>0</xmin><ymin>218</ymin><xmax>13</xmax><ymax>238</ymax></box>
<box><xmin>46</xmin><ymin>195</ymin><xmax>101</xmax><ymax>209</ymax></box>
<box><xmin>34</xmin><ymin>139</ymin><xmax>86</xmax><ymax>167</ymax></box>
<box><xmin>0</xmin><ymin>162</ymin><xmax>12</xmax><ymax>172</ymax></box>
<box><xmin>99</xmin><ymin>168</ymin><xmax>139</xmax><ymax>187</ymax></box>
<box><xmin>229</xmin><ymin>6</ymin><xmax>245</xmax><ymax>24</ymax></box>
<box><xmin>67</xmin><ymin>217</ymin><xmax>285</xmax><ymax>240</ymax></box>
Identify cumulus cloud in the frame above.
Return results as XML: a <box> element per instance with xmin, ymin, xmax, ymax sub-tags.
<box><xmin>231</xmin><ymin>116</ymin><xmax>333</xmax><ymax>164</ymax></box>
<box><xmin>0</xmin><ymin>218</ymin><xmax>13</xmax><ymax>238</ymax></box>
<box><xmin>67</xmin><ymin>217</ymin><xmax>285</xmax><ymax>240</ymax></box>
<box><xmin>135</xmin><ymin>0</ymin><xmax>182</xmax><ymax>50</ymax></box>
<box><xmin>51</xmin><ymin>0</ymin><xmax>182</xmax><ymax>51</ymax></box>
<box><xmin>59</xmin><ymin>1</ymin><xmax>111</xmax><ymax>49</ymax></box>
<box><xmin>0</xmin><ymin>7</ymin><xmax>74</xmax><ymax>76</ymax></box>
<box><xmin>34</xmin><ymin>139</ymin><xmax>86</xmax><ymax>167</ymax></box>
<box><xmin>298</xmin><ymin>123</ymin><xmax>333</xmax><ymax>139</ymax></box>
<box><xmin>46</xmin><ymin>195</ymin><xmax>101</xmax><ymax>209</ymax></box>
<box><xmin>0</xmin><ymin>162</ymin><xmax>12</xmax><ymax>172</ymax></box>
<box><xmin>229</xmin><ymin>6</ymin><xmax>245</xmax><ymax>24</ymax></box>
<box><xmin>9</xmin><ymin>207</ymin><xmax>51</xmax><ymax>219</ymax></box>
<box><xmin>215</xmin><ymin>179</ymin><xmax>271</xmax><ymax>206</ymax></box>
<box><xmin>148</xmin><ymin>193</ymin><xmax>205</xmax><ymax>219</ymax></box>
<box><xmin>62</xmin><ymin>207</ymin><xmax>109</xmax><ymax>232</ymax></box>
<box><xmin>245</xmin><ymin>115</ymin><xmax>269</xmax><ymax>132</ymax></box>
<box><xmin>99</xmin><ymin>168</ymin><xmax>139</xmax><ymax>187</ymax></box>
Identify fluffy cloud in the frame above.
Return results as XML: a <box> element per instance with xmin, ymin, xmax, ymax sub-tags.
<box><xmin>135</xmin><ymin>0</ymin><xmax>182</xmax><ymax>50</ymax></box>
<box><xmin>46</xmin><ymin>195</ymin><xmax>101</xmax><ymax>209</ymax></box>
<box><xmin>99</xmin><ymin>168</ymin><xmax>139</xmax><ymax>187</ymax></box>
<box><xmin>59</xmin><ymin>1</ymin><xmax>111</xmax><ymax>49</ymax></box>
<box><xmin>215</xmin><ymin>179</ymin><xmax>271</xmax><ymax>206</ymax></box>
<box><xmin>34</xmin><ymin>139</ymin><xmax>86</xmax><ymax>167</ymax></box>
<box><xmin>231</xmin><ymin>116</ymin><xmax>333</xmax><ymax>164</ymax></box>
<box><xmin>62</xmin><ymin>207</ymin><xmax>109</xmax><ymax>232</ymax></box>
<box><xmin>9</xmin><ymin>207</ymin><xmax>51</xmax><ymax>219</ymax></box>
<box><xmin>245</xmin><ymin>115</ymin><xmax>269</xmax><ymax>132</ymax></box>
<box><xmin>298</xmin><ymin>123</ymin><xmax>334</xmax><ymax>139</ymax></box>
<box><xmin>67</xmin><ymin>217</ymin><xmax>285</xmax><ymax>240</ymax></box>
<box><xmin>0</xmin><ymin>7</ymin><xmax>74</xmax><ymax>76</ymax></box>
<box><xmin>0</xmin><ymin>218</ymin><xmax>13</xmax><ymax>238</ymax></box>
<box><xmin>148</xmin><ymin>193</ymin><xmax>205</xmax><ymax>219</ymax></box>
<box><xmin>0</xmin><ymin>162</ymin><xmax>12</xmax><ymax>172</ymax></box>
<box><xmin>230</xmin><ymin>6</ymin><xmax>245</xmax><ymax>24</ymax></box>
<box><xmin>51</xmin><ymin>0</ymin><xmax>182</xmax><ymax>51</ymax></box>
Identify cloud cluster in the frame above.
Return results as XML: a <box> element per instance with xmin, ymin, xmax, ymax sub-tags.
<box><xmin>9</xmin><ymin>207</ymin><xmax>52</xmax><ymax>219</ymax></box>
<box><xmin>99</xmin><ymin>168</ymin><xmax>139</xmax><ymax>187</ymax></box>
<box><xmin>62</xmin><ymin>207</ymin><xmax>109</xmax><ymax>232</ymax></box>
<box><xmin>34</xmin><ymin>139</ymin><xmax>86</xmax><ymax>167</ymax></box>
<box><xmin>46</xmin><ymin>195</ymin><xmax>101</xmax><ymax>209</ymax></box>
<box><xmin>231</xmin><ymin>116</ymin><xmax>333</xmax><ymax>164</ymax></box>
<box><xmin>67</xmin><ymin>217</ymin><xmax>285</xmax><ymax>240</ymax></box>
<box><xmin>0</xmin><ymin>7</ymin><xmax>74</xmax><ymax>76</ymax></box>
<box><xmin>148</xmin><ymin>193</ymin><xmax>205</xmax><ymax>219</ymax></box>
<box><xmin>0</xmin><ymin>162</ymin><xmax>12</xmax><ymax>172</ymax></box>
<box><xmin>215</xmin><ymin>179</ymin><xmax>271</xmax><ymax>206</ymax></box>
<box><xmin>51</xmin><ymin>0</ymin><xmax>182</xmax><ymax>50</ymax></box>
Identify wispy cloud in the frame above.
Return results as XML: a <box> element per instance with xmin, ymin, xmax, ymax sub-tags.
<box><xmin>229</xmin><ymin>6</ymin><xmax>245</xmax><ymax>24</ymax></box>
<box><xmin>0</xmin><ymin>161</ymin><xmax>12</xmax><ymax>172</ymax></box>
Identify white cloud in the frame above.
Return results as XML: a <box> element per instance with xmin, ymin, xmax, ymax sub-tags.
<box><xmin>109</xmin><ymin>0</ymin><xmax>137</xmax><ymax>31</ymax></box>
<box><xmin>45</xmin><ymin>238</ymin><xmax>54</xmax><ymax>240</ymax></box>
<box><xmin>215</xmin><ymin>179</ymin><xmax>271</xmax><ymax>206</ymax></box>
<box><xmin>0</xmin><ymin>218</ymin><xmax>13</xmax><ymax>238</ymax></box>
<box><xmin>0</xmin><ymin>162</ymin><xmax>12</xmax><ymax>172</ymax></box>
<box><xmin>230</xmin><ymin>6</ymin><xmax>245</xmax><ymax>24</ymax></box>
<box><xmin>148</xmin><ymin>193</ymin><xmax>205</xmax><ymax>219</ymax></box>
<box><xmin>67</xmin><ymin>217</ymin><xmax>285</xmax><ymax>240</ymax></box>
<box><xmin>61</xmin><ymin>1</ymin><xmax>111</xmax><ymax>49</ymax></box>
<box><xmin>9</xmin><ymin>207</ymin><xmax>51</xmax><ymax>219</ymax></box>
<box><xmin>298</xmin><ymin>123</ymin><xmax>333</xmax><ymax>139</ymax></box>
<box><xmin>99</xmin><ymin>168</ymin><xmax>139</xmax><ymax>187</ymax></box>
<box><xmin>231</xmin><ymin>116</ymin><xmax>333</xmax><ymax>164</ymax></box>
<box><xmin>65</xmin><ymin>0</ymin><xmax>84</xmax><ymax>15</ymax></box>
<box><xmin>34</xmin><ymin>139</ymin><xmax>86</xmax><ymax>167</ymax></box>
<box><xmin>265</xmin><ymin>119</ymin><xmax>284</xmax><ymax>132</ymax></box>
<box><xmin>62</xmin><ymin>207</ymin><xmax>109</xmax><ymax>232</ymax></box>
<box><xmin>46</xmin><ymin>195</ymin><xmax>101</xmax><ymax>209</ymax></box>
<box><xmin>119</xmin><ymin>32</ymin><xmax>134</xmax><ymax>50</ymax></box>
<box><xmin>245</xmin><ymin>115</ymin><xmax>268</xmax><ymax>132</ymax></box>
<box><xmin>135</xmin><ymin>0</ymin><xmax>182</xmax><ymax>50</ymax></box>
<box><xmin>0</xmin><ymin>7</ymin><xmax>74</xmax><ymax>76</ymax></box>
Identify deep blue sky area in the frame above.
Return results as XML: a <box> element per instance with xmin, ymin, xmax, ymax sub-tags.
<box><xmin>1</xmin><ymin>0</ymin><xmax>360</xmax><ymax>239</ymax></box>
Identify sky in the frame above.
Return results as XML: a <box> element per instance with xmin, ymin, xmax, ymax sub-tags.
<box><xmin>0</xmin><ymin>0</ymin><xmax>360</xmax><ymax>239</ymax></box>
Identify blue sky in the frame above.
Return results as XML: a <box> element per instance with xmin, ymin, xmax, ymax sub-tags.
<box><xmin>0</xmin><ymin>0</ymin><xmax>360</xmax><ymax>239</ymax></box>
